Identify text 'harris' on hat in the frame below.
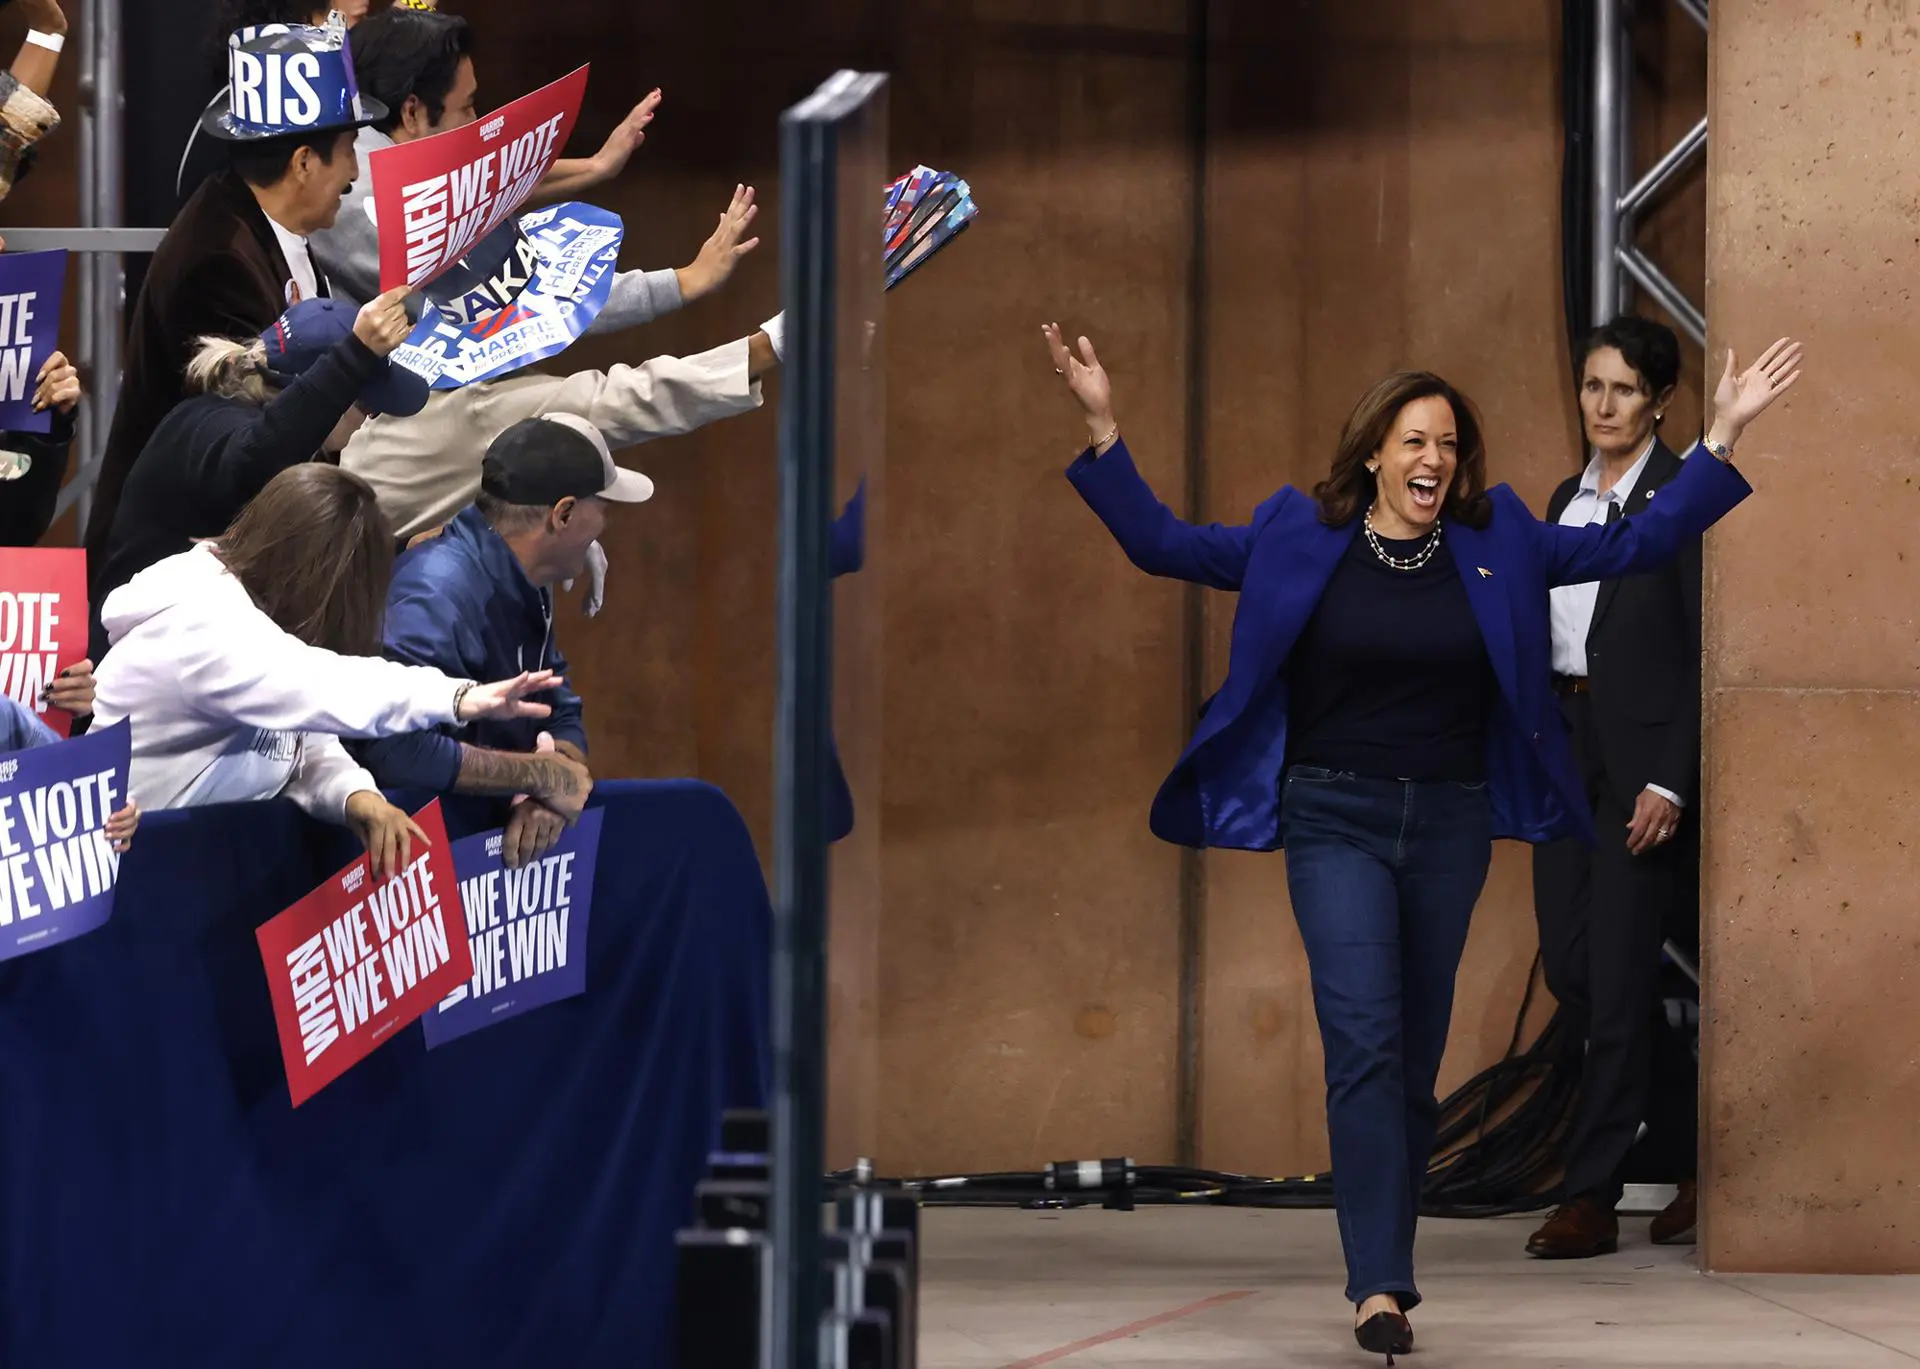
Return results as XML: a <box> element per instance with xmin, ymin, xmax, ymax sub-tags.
<box><xmin>203</xmin><ymin>17</ymin><xmax>387</xmax><ymax>144</ymax></box>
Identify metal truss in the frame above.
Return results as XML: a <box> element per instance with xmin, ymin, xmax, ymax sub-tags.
<box><xmin>1593</xmin><ymin>0</ymin><xmax>1708</xmax><ymax>344</ymax></box>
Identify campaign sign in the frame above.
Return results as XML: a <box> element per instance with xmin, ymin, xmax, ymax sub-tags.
<box><xmin>422</xmin><ymin>807</ymin><xmax>601</xmax><ymax>1048</ymax></box>
<box><xmin>255</xmin><ymin>799</ymin><xmax>473</xmax><ymax>1106</ymax></box>
<box><xmin>370</xmin><ymin>65</ymin><xmax>589</xmax><ymax>292</ymax></box>
<box><xmin>0</xmin><ymin>548</ymin><xmax>88</xmax><ymax>738</ymax></box>
<box><xmin>391</xmin><ymin>204</ymin><xmax>623</xmax><ymax>390</ymax></box>
<box><xmin>0</xmin><ymin>250</ymin><xmax>68</xmax><ymax>434</ymax></box>
<box><xmin>0</xmin><ymin>719</ymin><xmax>129</xmax><ymax>962</ymax></box>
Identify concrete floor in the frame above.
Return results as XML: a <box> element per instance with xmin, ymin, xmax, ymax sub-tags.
<box><xmin>919</xmin><ymin>1205</ymin><xmax>1920</xmax><ymax>1368</ymax></box>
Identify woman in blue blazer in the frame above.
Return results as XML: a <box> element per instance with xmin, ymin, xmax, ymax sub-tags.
<box><xmin>1043</xmin><ymin>323</ymin><xmax>1803</xmax><ymax>1361</ymax></box>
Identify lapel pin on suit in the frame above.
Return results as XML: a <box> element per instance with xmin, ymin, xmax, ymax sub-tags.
<box><xmin>1478</xmin><ymin>567</ymin><xmax>1493</xmax><ymax>578</ymax></box>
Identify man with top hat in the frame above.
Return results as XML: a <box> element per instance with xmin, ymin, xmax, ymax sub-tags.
<box><xmin>352</xmin><ymin>414</ymin><xmax>656</xmax><ymax>868</ymax></box>
<box><xmin>84</xmin><ymin>15</ymin><xmax>383</xmax><ymax>575</ymax></box>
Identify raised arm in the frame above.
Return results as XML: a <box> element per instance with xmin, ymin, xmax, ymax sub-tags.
<box><xmin>1531</xmin><ymin>336</ymin><xmax>1803</xmax><ymax>587</ymax></box>
<box><xmin>1045</xmin><ymin>323</ymin><xmax>1257</xmax><ymax>590</ymax></box>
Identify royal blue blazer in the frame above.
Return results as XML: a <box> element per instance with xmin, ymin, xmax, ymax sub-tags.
<box><xmin>1067</xmin><ymin>437</ymin><xmax>1752</xmax><ymax>850</ymax></box>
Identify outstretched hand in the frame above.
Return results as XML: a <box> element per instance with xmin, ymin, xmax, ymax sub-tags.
<box><xmin>1041</xmin><ymin>323</ymin><xmax>1116</xmax><ymax>445</ymax></box>
<box><xmin>677</xmin><ymin>185</ymin><xmax>761</xmax><ymax>302</ymax></box>
<box><xmin>591</xmin><ymin>90</ymin><xmax>661</xmax><ymax>182</ymax></box>
<box><xmin>1713</xmin><ymin>337</ymin><xmax>1804</xmax><ymax>437</ymax></box>
<box><xmin>458</xmin><ymin>671</ymin><xmax>562</xmax><ymax>723</ymax></box>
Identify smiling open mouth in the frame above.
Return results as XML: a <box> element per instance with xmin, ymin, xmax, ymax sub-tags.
<box><xmin>1409</xmin><ymin>475</ymin><xmax>1441</xmax><ymax>509</ymax></box>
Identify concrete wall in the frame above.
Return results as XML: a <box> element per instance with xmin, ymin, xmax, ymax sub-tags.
<box><xmin>1702</xmin><ymin>1</ymin><xmax>1920</xmax><ymax>1273</ymax></box>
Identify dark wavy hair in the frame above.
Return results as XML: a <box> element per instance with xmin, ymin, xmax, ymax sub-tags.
<box><xmin>216</xmin><ymin>465</ymin><xmax>395</xmax><ymax>656</ymax></box>
<box><xmin>1312</xmin><ymin>371</ymin><xmax>1492</xmax><ymax>529</ymax></box>
<box><xmin>1581</xmin><ymin>314</ymin><xmax>1681</xmax><ymax>399</ymax></box>
<box><xmin>350</xmin><ymin>8</ymin><xmax>475</xmax><ymax>134</ymax></box>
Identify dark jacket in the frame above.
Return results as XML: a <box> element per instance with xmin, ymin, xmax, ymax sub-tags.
<box><xmin>87</xmin><ymin>335</ymin><xmax>381</xmax><ymax>663</ymax></box>
<box><xmin>357</xmin><ymin>506</ymin><xmax>588</xmax><ymax>792</ymax></box>
<box><xmin>87</xmin><ymin>169</ymin><xmax>328</xmax><ymax>577</ymax></box>
<box><xmin>1545</xmin><ymin>438</ymin><xmax>1704</xmax><ymax>810</ymax></box>
<box><xmin>1067</xmin><ymin>436</ymin><xmax>1749</xmax><ymax>851</ymax></box>
<box><xmin>0</xmin><ymin>407</ymin><xmax>76</xmax><ymax>547</ymax></box>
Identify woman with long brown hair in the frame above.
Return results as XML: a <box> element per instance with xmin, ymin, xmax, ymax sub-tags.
<box><xmin>1043</xmin><ymin>322</ymin><xmax>1803</xmax><ymax>1362</ymax></box>
<box><xmin>91</xmin><ymin>463</ymin><xmax>560</xmax><ymax>878</ymax></box>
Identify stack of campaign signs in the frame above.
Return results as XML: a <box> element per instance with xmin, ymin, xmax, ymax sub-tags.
<box><xmin>884</xmin><ymin>166</ymin><xmax>977</xmax><ymax>291</ymax></box>
<box><xmin>675</xmin><ymin>1114</ymin><xmax>924</xmax><ymax>1369</ymax></box>
<box><xmin>256</xmin><ymin>799</ymin><xmax>605</xmax><ymax>1104</ymax></box>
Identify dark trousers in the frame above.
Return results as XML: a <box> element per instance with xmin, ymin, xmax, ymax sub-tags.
<box><xmin>1532</xmin><ymin>690</ymin><xmax>1697</xmax><ymax>1206</ymax></box>
<box><xmin>1280</xmin><ymin>767</ymin><xmax>1493</xmax><ymax>1309</ymax></box>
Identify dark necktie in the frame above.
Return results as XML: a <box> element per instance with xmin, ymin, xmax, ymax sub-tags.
<box><xmin>1604</xmin><ymin>499</ymin><xmax>1621</xmax><ymax>525</ymax></box>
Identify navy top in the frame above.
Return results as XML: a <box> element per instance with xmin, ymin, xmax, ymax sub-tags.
<box><xmin>1285</xmin><ymin>528</ymin><xmax>1493</xmax><ymax>783</ymax></box>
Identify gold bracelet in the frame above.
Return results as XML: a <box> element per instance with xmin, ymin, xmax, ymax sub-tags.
<box><xmin>1702</xmin><ymin>436</ymin><xmax>1733</xmax><ymax>463</ymax></box>
<box><xmin>1091</xmin><ymin>423</ymin><xmax>1119</xmax><ymax>451</ymax></box>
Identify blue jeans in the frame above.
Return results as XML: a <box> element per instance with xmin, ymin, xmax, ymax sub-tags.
<box><xmin>1280</xmin><ymin>766</ymin><xmax>1493</xmax><ymax>1309</ymax></box>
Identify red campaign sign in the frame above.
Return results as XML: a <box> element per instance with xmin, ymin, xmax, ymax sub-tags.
<box><xmin>0</xmin><ymin>548</ymin><xmax>88</xmax><ymax>740</ymax></box>
<box><xmin>256</xmin><ymin>800</ymin><xmax>473</xmax><ymax>1107</ymax></box>
<box><xmin>369</xmin><ymin>66</ymin><xmax>590</xmax><ymax>292</ymax></box>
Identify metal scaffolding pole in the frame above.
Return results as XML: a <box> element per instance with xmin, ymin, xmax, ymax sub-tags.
<box><xmin>1591</xmin><ymin>0</ymin><xmax>1622</xmax><ymax>327</ymax></box>
<box><xmin>1594</xmin><ymin>0</ymin><xmax>1709</xmax><ymax>344</ymax></box>
<box><xmin>53</xmin><ymin>0</ymin><xmax>128</xmax><ymax>537</ymax></box>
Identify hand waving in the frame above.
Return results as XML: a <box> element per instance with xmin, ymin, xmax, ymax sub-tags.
<box><xmin>677</xmin><ymin>185</ymin><xmax>761</xmax><ymax>302</ymax></box>
<box><xmin>1041</xmin><ymin>323</ymin><xmax>1116</xmax><ymax>445</ymax></box>
<box><xmin>592</xmin><ymin>89</ymin><xmax>661</xmax><ymax>182</ymax></box>
<box><xmin>457</xmin><ymin>671</ymin><xmax>563</xmax><ymax>723</ymax></box>
<box><xmin>1713</xmin><ymin>337</ymin><xmax>1804</xmax><ymax>437</ymax></box>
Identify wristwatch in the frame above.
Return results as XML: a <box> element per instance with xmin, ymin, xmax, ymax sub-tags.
<box><xmin>1702</xmin><ymin>437</ymin><xmax>1734</xmax><ymax>463</ymax></box>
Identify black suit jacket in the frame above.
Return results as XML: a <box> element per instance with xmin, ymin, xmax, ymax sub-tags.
<box><xmin>1546</xmin><ymin>438</ymin><xmax>1704</xmax><ymax>810</ymax></box>
<box><xmin>85</xmin><ymin>170</ymin><xmax>328</xmax><ymax>577</ymax></box>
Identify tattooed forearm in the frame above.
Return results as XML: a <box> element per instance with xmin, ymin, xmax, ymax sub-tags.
<box><xmin>452</xmin><ymin>746</ymin><xmax>581</xmax><ymax>801</ymax></box>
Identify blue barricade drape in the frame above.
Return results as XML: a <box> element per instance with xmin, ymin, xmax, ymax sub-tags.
<box><xmin>0</xmin><ymin>780</ymin><xmax>770</xmax><ymax>1368</ymax></box>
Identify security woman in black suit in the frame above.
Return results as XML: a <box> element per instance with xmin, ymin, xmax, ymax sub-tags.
<box><xmin>1526</xmin><ymin>315</ymin><xmax>1703</xmax><ymax>1258</ymax></box>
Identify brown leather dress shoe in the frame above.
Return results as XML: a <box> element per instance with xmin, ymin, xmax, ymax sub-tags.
<box><xmin>1649</xmin><ymin>1179</ymin><xmax>1698</xmax><ymax>1245</ymax></box>
<box><xmin>1526</xmin><ymin>1197</ymin><xmax>1620</xmax><ymax>1258</ymax></box>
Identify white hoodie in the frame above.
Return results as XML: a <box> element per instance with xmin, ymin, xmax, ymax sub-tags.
<box><xmin>92</xmin><ymin>544</ymin><xmax>467</xmax><ymax>823</ymax></box>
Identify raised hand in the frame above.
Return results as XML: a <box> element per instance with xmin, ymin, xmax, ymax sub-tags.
<box><xmin>677</xmin><ymin>185</ymin><xmax>761</xmax><ymax>302</ymax></box>
<box><xmin>1712</xmin><ymin>336</ymin><xmax>1804</xmax><ymax>439</ymax></box>
<box><xmin>591</xmin><ymin>90</ymin><xmax>661</xmax><ymax>183</ymax></box>
<box><xmin>457</xmin><ymin>670</ymin><xmax>563</xmax><ymax>723</ymax></box>
<box><xmin>352</xmin><ymin>285</ymin><xmax>415</xmax><ymax>358</ymax></box>
<box><xmin>1041</xmin><ymin>322</ymin><xmax>1117</xmax><ymax>446</ymax></box>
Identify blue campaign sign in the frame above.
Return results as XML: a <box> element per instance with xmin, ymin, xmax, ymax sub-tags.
<box><xmin>392</xmin><ymin>203</ymin><xmax>624</xmax><ymax>391</ymax></box>
<box><xmin>0</xmin><ymin>251</ymin><xmax>68</xmax><ymax>435</ymax></box>
<box><xmin>0</xmin><ymin>719</ymin><xmax>131</xmax><ymax>961</ymax></box>
<box><xmin>422</xmin><ymin>806</ymin><xmax>603</xmax><ymax>1048</ymax></box>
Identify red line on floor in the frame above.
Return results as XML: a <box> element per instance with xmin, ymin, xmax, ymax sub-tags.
<box><xmin>994</xmin><ymin>1289</ymin><xmax>1257</xmax><ymax>1368</ymax></box>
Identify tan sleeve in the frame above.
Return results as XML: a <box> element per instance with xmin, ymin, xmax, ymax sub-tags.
<box><xmin>523</xmin><ymin>336</ymin><xmax>763</xmax><ymax>448</ymax></box>
<box><xmin>342</xmin><ymin>337</ymin><xmax>763</xmax><ymax>539</ymax></box>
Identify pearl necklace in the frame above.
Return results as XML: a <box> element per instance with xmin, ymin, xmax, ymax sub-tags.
<box><xmin>1362</xmin><ymin>510</ymin><xmax>1442</xmax><ymax>571</ymax></box>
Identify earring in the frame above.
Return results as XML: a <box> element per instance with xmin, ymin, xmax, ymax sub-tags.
<box><xmin>1656</xmin><ymin>412</ymin><xmax>1665</xmax><ymax>422</ymax></box>
<box><xmin>1366</xmin><ymin>463</ymin><xmax>1379</xmax><ymax>474</ymax></box>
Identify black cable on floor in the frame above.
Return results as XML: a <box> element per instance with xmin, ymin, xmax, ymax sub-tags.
<box><xmin>834</xmin><ymin>953</ymin><xmax>1582</xmax><ymax>1219</ymax></box>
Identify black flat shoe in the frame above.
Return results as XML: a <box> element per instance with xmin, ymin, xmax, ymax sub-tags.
<box><xmin>1354</xmin><ymin>1310</ymin><xmax>1414</xmax><ymax>1364</ymax></box>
